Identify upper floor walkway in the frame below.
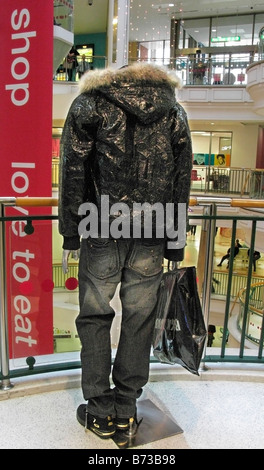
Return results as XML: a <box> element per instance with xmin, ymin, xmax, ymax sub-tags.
<box><xmin>53</xmin><ymin>60</ymin><xmax>264</xmax><ymax>126</ymax></box>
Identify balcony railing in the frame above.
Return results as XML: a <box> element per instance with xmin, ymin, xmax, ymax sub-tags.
<box><xmin>238</xmin><ymin>282</ymin><xmax>264</xmax><ymax>347</ymax></box>
<box><xmin>0</xmin><ymin>196</ymin><xmax>264</xmax><ymax>391</ymax></box>
<box><xmin>52</xmin><ymin>54</ymin><xmax>258</xmax><ymax>86</ymax></box>
<box><xmin>52</xmin><ymin>159</ymin><xmax>264</xmax><ymax>198</ymax></box>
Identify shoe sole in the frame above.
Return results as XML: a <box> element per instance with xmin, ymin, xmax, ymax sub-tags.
<box><xmin>116</xmin><ymin>423</ymin><xmax>130</xmax><ymax>431</ymax></box>
<box><xmin>76</xmin><ymin>404</ymin><xmax>116</xmax><ymax>439</ymax></box>
<box><xmin>115</xmin><ymin>413</ymin><xmax>138</xmax><ymax>431</ymax></box>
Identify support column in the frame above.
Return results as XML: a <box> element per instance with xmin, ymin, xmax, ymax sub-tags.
<box><xmin>107</xmin><ymin>0</ymin><xmax>130</xmax><ymax>69</ymax></box>
<box><xmin>0</xmin><ymin>203</ymin><xmax>13</xmax><ymax>390</ymax></box>
<box><xmin>256</xmin><ymin>126</ymin><xmax>264</xmax><ymax>169</ymax></box>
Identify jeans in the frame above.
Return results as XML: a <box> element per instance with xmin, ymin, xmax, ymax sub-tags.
<box><xmin>76</xmin><ymin>237</ymin><xmax>164</xmax><ymax>419</ymax></box>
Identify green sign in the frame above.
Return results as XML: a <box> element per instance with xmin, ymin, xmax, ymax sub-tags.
<box><xmin>211</xmin><ymin>36</ymin><xmax>240</xmax><ymax>43</ymax></box>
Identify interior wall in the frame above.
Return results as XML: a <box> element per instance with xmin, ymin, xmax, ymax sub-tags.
<box><xmin>190</xmin><ymin>122</ymin><xmax>259</xmax><ymax>168</ymax></box>
<box><xmin>231</xmin><ymin>124</ymin><xmax>259</xmax><ymax>168</ymax></box>
<box><xmin>74</xmin><ymin>32</ymin><xmax>107</xmax><ymax>60</ymax></box>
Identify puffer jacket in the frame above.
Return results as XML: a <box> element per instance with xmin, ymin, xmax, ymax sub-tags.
<box><xmin>58</xmin><ymin>63</ymin><xmax>193</xmax><ymax>261</ymax></box>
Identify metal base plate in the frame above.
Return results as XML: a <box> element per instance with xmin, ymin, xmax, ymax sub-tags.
<box><xmin>112</xmin><ymin>399</ymin><xmax>183</xmax><ymax>449</ymax></box>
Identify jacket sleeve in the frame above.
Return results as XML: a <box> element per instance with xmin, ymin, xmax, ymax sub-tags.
<box><xmin>164</xmin><ymin>103</ymin><xmax>193</xmax><ymax>261</ymax></box>
<box><xmin>58</xmin><ymin>94</ymin><xmax>100</xmax><ymax>250</ymax></box>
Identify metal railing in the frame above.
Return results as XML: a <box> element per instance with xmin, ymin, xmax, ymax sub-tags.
<box><xmin>238</xmin><ymin>282</ymin><xmax>264</xmax><ymax>346</ymax></box>
<box><xmin>0</xmin><ymin>196</ymin><xmax>264</xmax><ymax>390</ymax></box>
<box><xmin>53</xmin><ymin>159</ymin><xmax>264</xmax><ymax>198</ymax></box>
<box><xmin>190</xmin><ymin>166</ymin><xmax>264</xmax><ymax>197</ymax></box>
<box><xmin>54</xmin><ymin>55</ymin><xmax>108</xmax><ymax>81</ymax></box>
<box><xmin>52</xmin><ymin>53</ymin><xmax>260</xmax><ymax>86</ymax></box>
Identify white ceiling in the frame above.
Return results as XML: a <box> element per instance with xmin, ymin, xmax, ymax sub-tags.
<box><xmin>73</xmin><ymin>0</ymin><xmax>264</xmax><ymax>40</ymax></box>
<box><xmin>73</xmin><ymin>0</ymin><xmax>108</xmax><ymax>35</ymax></box>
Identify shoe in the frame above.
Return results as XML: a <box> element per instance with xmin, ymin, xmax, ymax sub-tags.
<box><xmin>115</xmin><ymin>414</ymin><xmax>143</xmax><ymax>436</ymax></box>
<box><xmin>76</xmin><ymin>404</ymin><xmax>116</xmax><ymax>439</ymax></box>
<box><xmin>115</xmin><ymin>416</ymin><xmax>131</xmax><ymax>431</ymax></box>
<box><xmin>115</xmin><ymin>410</ymin><xmax>139</xmax><ymax>431</ymax></box>
<box><xmin>217</xmin><ymin>264</ymin><xmax>222</xmax><ymax>267</ymax></box>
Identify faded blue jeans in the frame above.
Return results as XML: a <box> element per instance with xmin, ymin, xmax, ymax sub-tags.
<box><xmin>76</xmin><ymin>237</ymin><xmax>164</xmax><ymax>419</ymax></box>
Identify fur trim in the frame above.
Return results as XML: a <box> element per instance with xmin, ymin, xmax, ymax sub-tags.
<box><xmin>78</xmin><ymin>62</ymin><xmax>182</xmax><ymax>94</ymax></box>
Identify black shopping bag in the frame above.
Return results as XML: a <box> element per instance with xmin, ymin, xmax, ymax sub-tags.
<box><xmin>152</xmin><ymin>266</ymin><xmax>207</xmax><ymax>376</ymax></box>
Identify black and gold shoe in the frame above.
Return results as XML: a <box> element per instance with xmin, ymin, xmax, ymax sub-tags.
<box><xmin>115</xmin><ymin>414</ymin><xmax>142</xmax><ymax>436</ymax></box>
<box><xmin>77</xmin><ymin>404</ymin><xmax>116</xmax><ymax>439</ymax></box>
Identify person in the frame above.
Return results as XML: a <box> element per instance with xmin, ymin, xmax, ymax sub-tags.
<box><xmin>217</xmin><ymin>239</ymin><xmax>242</xmax><ymax>268</ymax></box>
<box><xmin>58</xmin><ymin>63</ymin><xmax>193</xmax><ymax>440</ymax></box>
<box><xmin>211</xmin><ymin>277</ymin><xmax>220</xmax><ymax>293</ymax></box>
<box><xmin>223</xmin><ymin>72</ymin><xmax>235</xmax><ymax>85</ymax></box>
<box><xmin>247</xmin><ymin>249</ymin><xmax>261</xmax><ymax>272</ymax></box>
<box><xmin>193</xmin><ymin>154</ymin><xmax>205</xmax><ymax>165</ymax></box>
<box><xmin>207</xmin><ymin>324</ymin><xmax>216</xmax><ymax>347</ymax></box>
<box><xmin>64</xmin><ymin>46</ymin><xmax>79</xmax><ymax>81</ymax></box>
<box><xmin>189</xmin><ymin>225</ymin><xmax>196</xmax><ymax>236</ymax></box>
<box><xmin>216</xmin><ymin>154</ymin><xmax>226</xmax><ymax>166</ymax></box>
<box><xmin>77</xmin><ymin>54</ymin><xmax>90</xmax><ymax>79</ymax></box>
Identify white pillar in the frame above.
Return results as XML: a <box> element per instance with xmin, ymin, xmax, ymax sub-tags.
<box><xmin>107</xmin><ymin>0</ymin><xmax>130</xmax><ymax>69</ymax></box>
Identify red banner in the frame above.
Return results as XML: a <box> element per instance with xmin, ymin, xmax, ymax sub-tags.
<box><xmin>0</xmin><ymin>1</ymin><xmax>54</xmax><ymax>359</ymax></box>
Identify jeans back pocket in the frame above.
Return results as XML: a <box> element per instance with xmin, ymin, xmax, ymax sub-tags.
<box><xmin>86</xmin><ymin>238</ymin><xmax>120</xmax><ymax>279</ymax></box>
<box><xmin>128</xmin><ymin>240</ymin><xmax>164</xmax><ymax>277</ymax></box>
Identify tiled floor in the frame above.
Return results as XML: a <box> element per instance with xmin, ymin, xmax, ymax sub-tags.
<box><xmin>1</xmin><ymin>366</ymin><xmax>264</xmax><ymax>450</ymax></box>
<box><xmin>185</xmin><ymin>225</ymin><xmax>264</xmax><ymax>278</ymax></box>
<box><xmin>1</xmin><ymin>228</ymin><xmax>263</xmax><ymax>451</ymax></box>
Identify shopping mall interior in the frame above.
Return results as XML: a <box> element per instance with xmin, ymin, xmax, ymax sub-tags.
<box><xmin>1</xmin><ymin>0</ymin><xmax>264</xmax><ymax>451</ymax></box>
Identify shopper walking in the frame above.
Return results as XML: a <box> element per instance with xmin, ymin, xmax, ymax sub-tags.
<box><xmin>58</xmin><ymin>63</ymin><xmax>192</xmax><ymax>440</ymax></box>
<box><xmin>217</xmin><ymin>239</ymin><xmax>242</xmax><ymax>268</ymax></box>
<box><xmin>189</xmin><ymin>224</ymin><xmax>197</xmax><ymax>236</ymax></box>
<box><xmin>247</xmin><ymin>249</ymin><xmax>261</xmax><ymax>272</ymax></box>
<box><xmin>77</xmin><ymin>54</ymin><xmax>90</xmax><ymax>79</ymax></box>
<box><xmin>64</xmin><ymin>46</ymin><xmax>79</xmax><ymax>81</ymax></box>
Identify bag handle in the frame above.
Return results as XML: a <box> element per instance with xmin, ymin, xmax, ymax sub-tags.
<box><xmin>167</xmin><ymin>261</ymin><xmax>179</xmax><ymax>271</ymax></box>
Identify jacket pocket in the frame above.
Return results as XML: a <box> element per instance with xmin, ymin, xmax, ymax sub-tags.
<box><xmin>128</xmin><ymin>240</ymin><xmax>164</xmax><ymax>277</ymax></box>
<box><xmin>86</xmin><ymin>238</ymin><xmax>120</xmax><ymax>279</ymax></box>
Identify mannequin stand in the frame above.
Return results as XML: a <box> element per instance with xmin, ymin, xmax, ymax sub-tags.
<box><xmin>112</xmin><ymin>399</ymin><xmax>183</xmax><ymax>449</ymax></box>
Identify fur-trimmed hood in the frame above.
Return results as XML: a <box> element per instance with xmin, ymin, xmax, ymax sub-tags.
<box><xmin>78</xmin><ymin>63</ymin><xmax>182</xmax><ymax>124</ymax></box>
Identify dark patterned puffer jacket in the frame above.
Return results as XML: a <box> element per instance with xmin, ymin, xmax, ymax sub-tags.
<box><xmin>58</xmin><ymin>63</ymin><xmax>193</xmax><ymax>261</ymax></box>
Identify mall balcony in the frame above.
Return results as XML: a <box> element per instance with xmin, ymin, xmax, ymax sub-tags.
<box><xmin>1</xmin><ymin>2</ymin><xmax>264</xmax><ymax>449</ymax></box>
<box><xmin>0</xmin><ymin>192</ymin><xmax>264</xmax><ymax>450</ymax></box>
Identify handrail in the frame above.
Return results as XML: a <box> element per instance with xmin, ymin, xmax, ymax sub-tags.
<box><xmin>3</xmin><ymin>196</ymin><xmax>263</xmax><ymax>209</ymax></box>
<box><xmin>16</xmin><ymin>197</ymin><xmax>58</xmax><ymax>206</ymax></box>
<box><xmin>189</xmin><ymin>197</ymin><xmax>264</xmax><ymax>208</ymax></box>
<box><xmin>1</xmin><ymin>195</ymin><xmax>264</xmax><ymax>388</ymax></box>
<box><xmin>239</xmin><ymin>282</ymin><xmax>264</xmax><ymax>315</ymax></box>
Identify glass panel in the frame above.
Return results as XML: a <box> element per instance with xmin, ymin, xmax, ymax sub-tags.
<box><xmin>255</xmin><ymin>14</ymin><xmax>264</xmax><ymax>60</ymax></box>
<box><xmin>52</xmin><ymin>127</ymin><xmax>63</xmax><ymax>159</ymax></box>
<box><xmin>179</xmin><ymin>18</ymin><xmax>211</xmax><ymax>48</ymax></box>
<box><xmin>6</xmin><ymin>216</ymin><xmax>58</xmax><ymax>369</ymax></box>
<box><xmin>138</xmin><ymin>40</ymin><xmax>170</xmax><ymax>65</ymax></box>
<box><xmin>191</xmin><ymin>130</ymin><xmax>232</xmax><ymax>191</ymax></box>
<box><xmin>7</xmin><ymin>215</ymin><xmax>122</xmax><ymax>370</ymax></box>
<box><xmin>191</xmin><ymin>131</ymin><xmax>232</xmax><ymax>165</ymax></box>
<box><xmin>211</xmin><ymin>15</ymin><xmax>253</xmax><ymax>47</ymax></box>
<box><xmin>53</xmin><ymin>0</ymin><xmax>73</xmax><ymax>33</ymax></box>
<box><xmin>210</xmin><ymin>53</ymin><xmax>250</xmax><ymax>84</ymax></box>
<box><xmin>254</xmin><ymin>14</ymin><xmax>264</xmax><ymax>45</ymax></box>
<box><xmin>229</xmin><ymin>53</ymin><xmax>250</xmax><ymax>84</ymax></box>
